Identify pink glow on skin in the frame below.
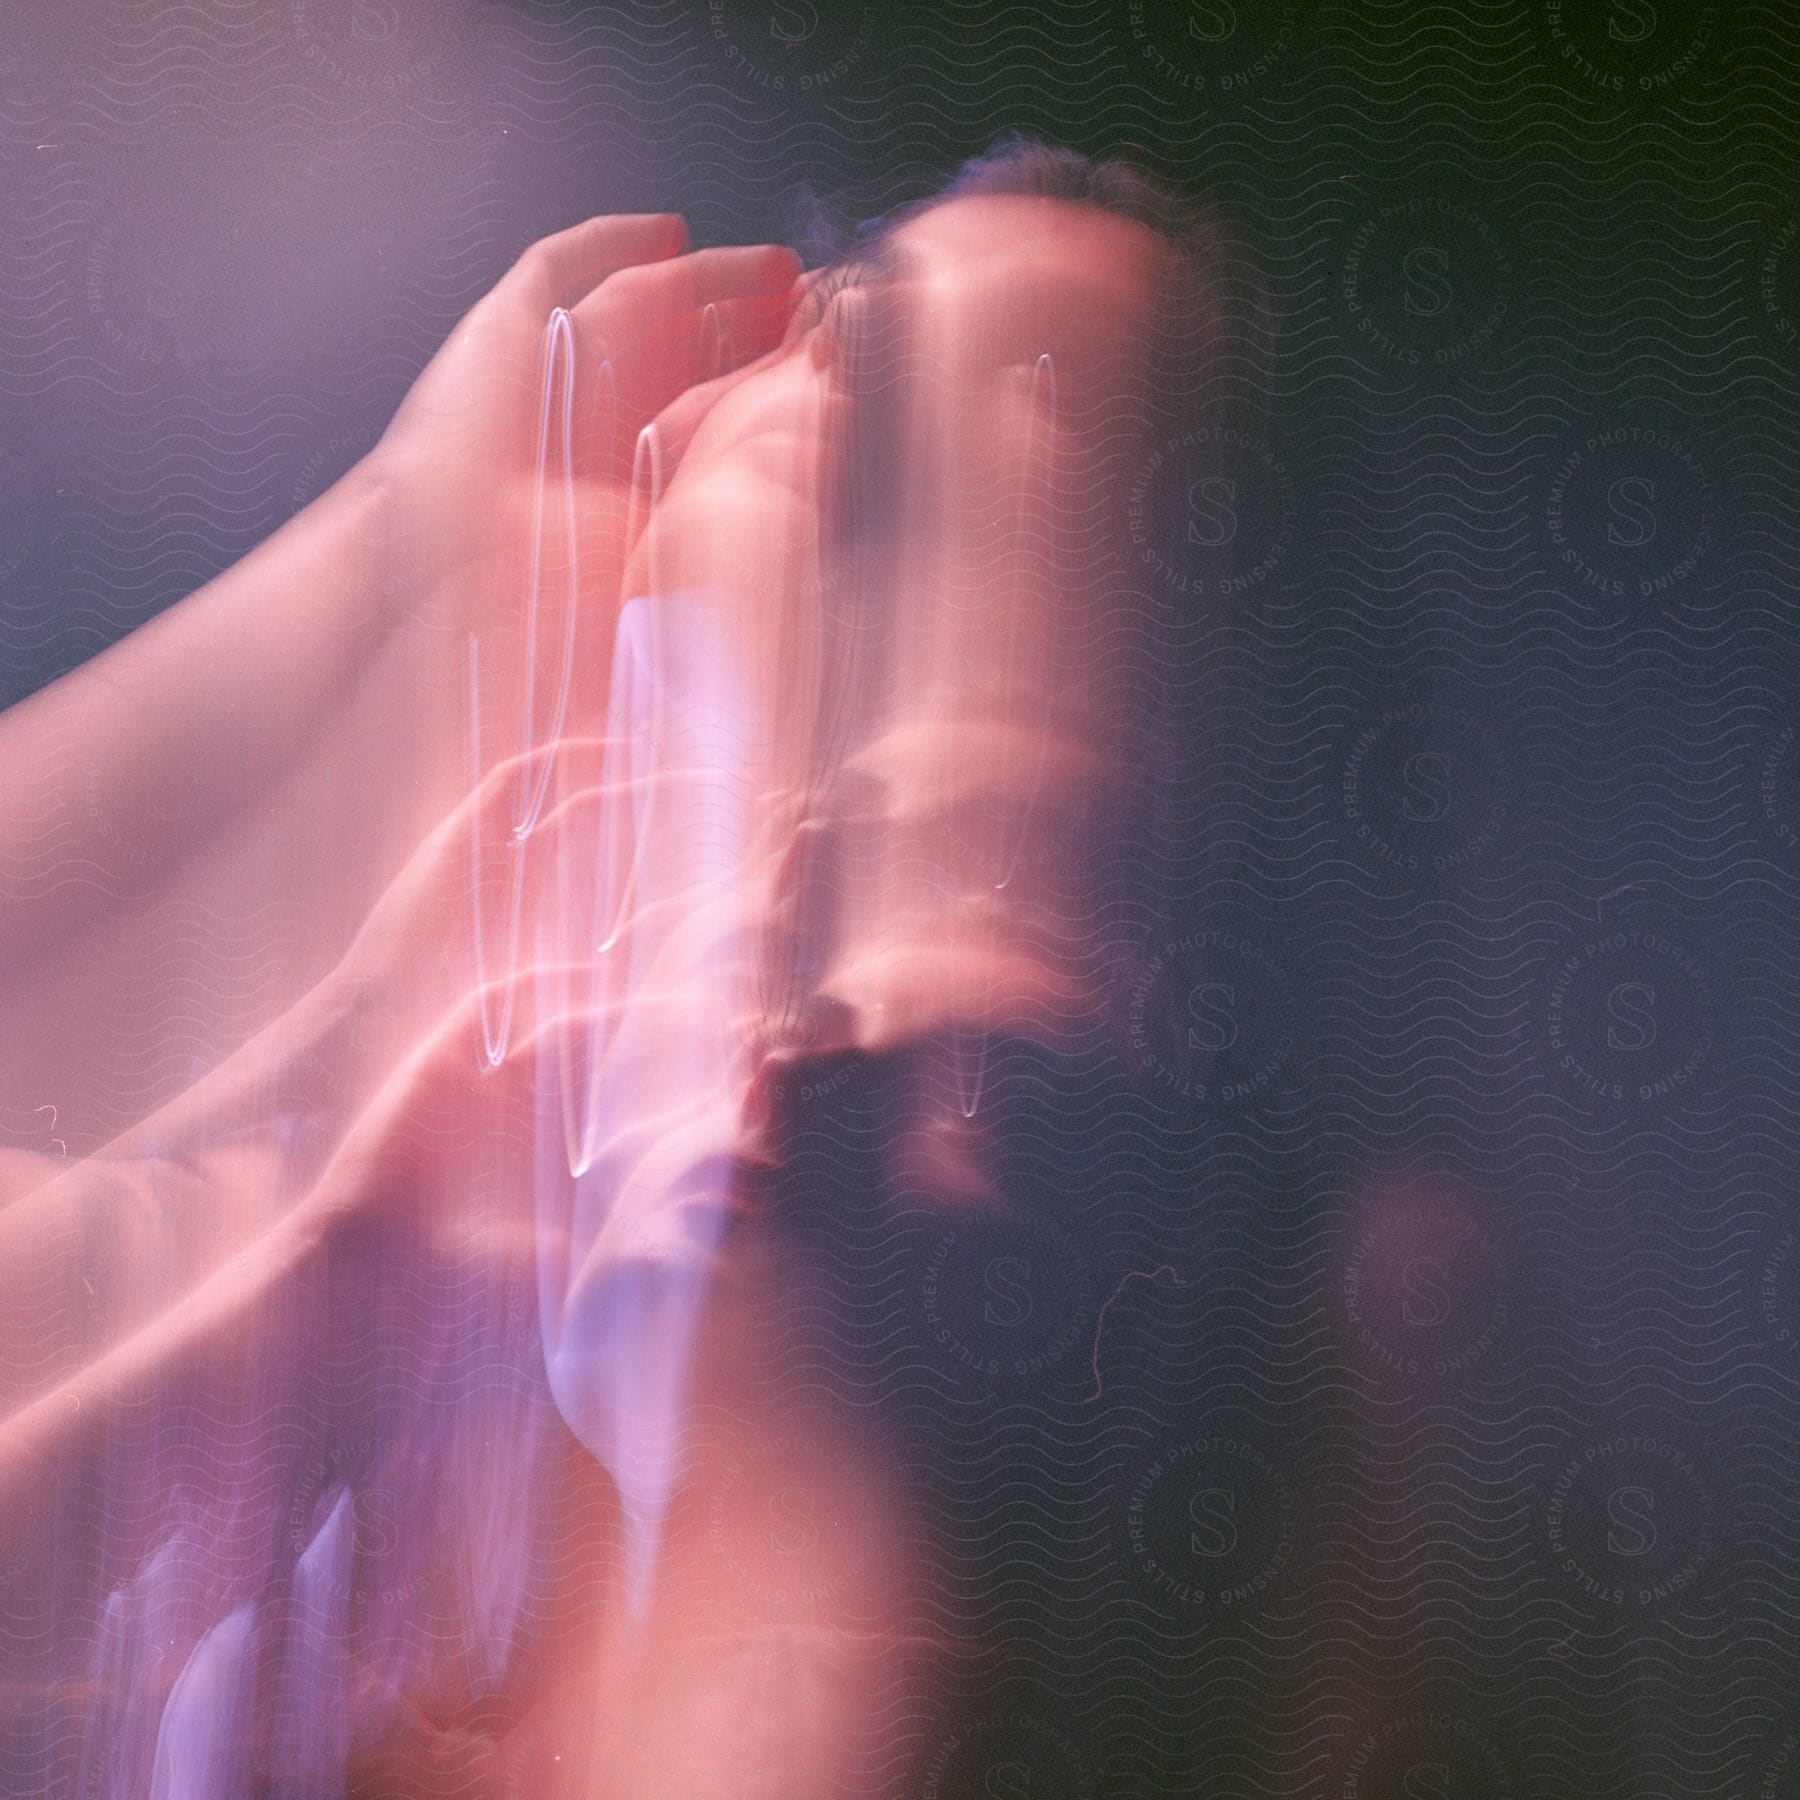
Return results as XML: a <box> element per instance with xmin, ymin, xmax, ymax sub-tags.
<box><xmin>0</xmin><ymin>195</ymin><xmax>1185</xmax><ymax>1794</ymax></box>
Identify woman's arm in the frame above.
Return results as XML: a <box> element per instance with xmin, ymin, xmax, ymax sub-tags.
<box><xmin>0</xmin><ymin>218</ymin><xmax>798</xmax><ymax>1150</ymax></box>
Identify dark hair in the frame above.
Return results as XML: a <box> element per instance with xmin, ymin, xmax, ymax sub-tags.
<box><xmin>793</xmin><ymin>131</ymin><xmax>1273</xmax><ymax>406</ymax></box>
<box><xmin>885</xmin><ymin>138</ymin><xmax>1270</xmax><ymax>972</ymax></box>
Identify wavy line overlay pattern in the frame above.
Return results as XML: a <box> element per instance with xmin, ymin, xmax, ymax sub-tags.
<box><xmin>1</xmin><ymin>1</ymin><xmax>1797</xmax><ymax>1795</ymax></box>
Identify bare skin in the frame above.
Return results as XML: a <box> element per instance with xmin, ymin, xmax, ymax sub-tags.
<box><xmin>0</xmin><ymin>194</ymin><xmax>1178</xmax><ymax>1796</ymax></box>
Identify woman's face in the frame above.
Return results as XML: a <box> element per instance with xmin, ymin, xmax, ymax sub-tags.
<box><xmin>614</xmin><ymin>195</ymin><xmax>1180</xmax><ymax>1190</ymax></box>
<box><xmin>623</xmin><ymin>193</ymin><xmax>1172</xmax><ymax>602</ymax></box>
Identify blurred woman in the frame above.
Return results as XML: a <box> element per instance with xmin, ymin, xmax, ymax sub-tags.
<box><xmin>0</xmin><ymin>140</ymin><xmax>1245</xmax><ymax>1796</ymax></box>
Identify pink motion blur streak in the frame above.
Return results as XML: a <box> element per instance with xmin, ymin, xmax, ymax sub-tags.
<box><xmin>0</xmin><ymin>189</ymin><xmax>1204</xmax><ymax>1795</ymax></box>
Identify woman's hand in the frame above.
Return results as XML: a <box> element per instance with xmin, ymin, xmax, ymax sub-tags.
<box><xmin>370</xmin><ymin>213</ymin><xmax>802</xmax><ymax>630</ymax></box>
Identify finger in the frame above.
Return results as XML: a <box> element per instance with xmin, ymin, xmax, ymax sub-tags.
<box><xmin>505</xmin><ymin>213</ymin><xmax>690</xmax><ymax>312</ymax></box>
<box><xmin>571</xmin><ymin>288</ymin><xmax>798</xmax><ymax>479</ymax></box>
<box><xmin>585</xmin><ymin>286</ymin><xmax>795</xmax><ymax>400</ymax></box>
<box><xmin>680</xmin><ymin>286</ymin><xmax>799</xmax><ymax>385</ymax></box>
<box><xmin>572</xmin><ymin>244</ymin><xmax>801</xmax><ymax>337</ymax></box>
